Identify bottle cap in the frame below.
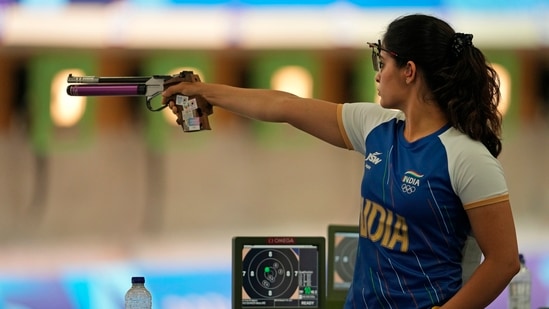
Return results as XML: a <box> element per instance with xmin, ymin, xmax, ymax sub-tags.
<box><xmin>131</xmin><ymin>277</ymin><xmax>145</xmax><ymax>284</ymax></box>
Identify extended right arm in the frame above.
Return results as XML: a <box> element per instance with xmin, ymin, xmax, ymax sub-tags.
<box><xmin>162</xmin><ymin>82</ymin><xmax>347</xmax><ymax>148</ymax></box>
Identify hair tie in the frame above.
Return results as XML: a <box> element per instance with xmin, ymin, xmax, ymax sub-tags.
<box><xmin>450</xmin><ymin>33</ymin><xmax>473</xmax><ymax>58</ymax></box>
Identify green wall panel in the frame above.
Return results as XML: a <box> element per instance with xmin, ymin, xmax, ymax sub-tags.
<box><xmin>28</xmin><ymin>52</ymin><xmax>97</xmax><ymax>154</ymax></box>
<box><xmin>248</xmin><ymin>51</ymin><xmax>320</xmax><ymax>149</ymax></box>
<box><xmin>484</xmin><ymin>50</ymin><xmax>520</xmax><ymax>139</ymax></box>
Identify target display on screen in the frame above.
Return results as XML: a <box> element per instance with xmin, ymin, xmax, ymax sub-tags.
<box><xmin>326</xmin><ymin>225</ymin><xmax>359</xmax><ymax>308</ymax></box>
<box><xmin>232</xmin><ymin>237</ymin><xmax>325</xmax><ymax>309</ymax></box>
<box><xmin>332</xmin><ymin>231</ymin><xmax>358</xmax><ymax>289</ymax></box>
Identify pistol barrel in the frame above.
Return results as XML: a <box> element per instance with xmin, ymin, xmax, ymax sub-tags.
<box><xmin>67</xmin><ymin>84</ymin><xmax>147</xmax><ymax>96</ymax></box>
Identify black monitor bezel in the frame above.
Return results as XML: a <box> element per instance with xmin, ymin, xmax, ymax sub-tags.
<box><xmin>232</xmin><ymin>236</ymin><xmax>326</xmax><ymax>309</ymax></box>
<box><xmin>326</xmin><ymin>225</ymin><xmax>359</xmax><ymax>302</ymax></box>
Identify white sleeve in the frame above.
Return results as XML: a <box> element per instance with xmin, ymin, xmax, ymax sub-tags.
<box><xmin>341</xmin><ymin>102</ymin><xmax>402</xmax><ymax>155</ymax></box>
<box><xmin>441</xmin><ymin>128</ymin><xmax>509</xmax><ymax>208</ymax></box>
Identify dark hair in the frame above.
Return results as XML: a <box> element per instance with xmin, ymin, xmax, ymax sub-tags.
<box><xmin>383</xmin><ymin>14</ymin><xmax>502</xmax><ymax>157</ymax></box>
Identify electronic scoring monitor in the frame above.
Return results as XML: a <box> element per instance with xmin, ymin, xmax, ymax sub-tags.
<box><xmin>232</xmin><ymin>236</ymin><xmax>325</xmax><ymax>309</ymax></box>
<box><xmin>326</xmin><ymin>225</ymin><xmax>359</xmax><ymax>308</ymax></box>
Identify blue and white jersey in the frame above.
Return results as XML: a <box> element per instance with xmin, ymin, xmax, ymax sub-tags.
<box><xmin>336</xmin><ymin>102</ymin><xmax>509</xmax><ymax>309</ymax></box>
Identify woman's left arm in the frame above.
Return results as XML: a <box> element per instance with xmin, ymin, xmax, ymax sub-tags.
<box><xmin>440</xmin><ymin>200</ymin><xmax>520</xmax><ymax>309</ymax></box>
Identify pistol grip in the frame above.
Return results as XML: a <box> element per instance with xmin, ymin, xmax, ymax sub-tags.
<box><xmin>170</xmin><ymin>94</ymin><xmax>212</xmax><ymax>132</ymax></box>
<box><xmin>164</xmin><ymin>72</ymin><xmax>213</xmax><ymax>132</ymax></box>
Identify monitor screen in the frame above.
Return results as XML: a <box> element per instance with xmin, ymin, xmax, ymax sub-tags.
<box><xmin>232</xmin><ymin>236</ymin><xmax>325</xmax><ymax>309</ymax></box>
<box><xmin>326</xmin><ymin>225</ymin><xmax>359</xmax><ymax>303</ymax></box>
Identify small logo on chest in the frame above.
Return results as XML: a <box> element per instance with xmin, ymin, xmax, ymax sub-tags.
<box><xmin>365</xmin><ymin>152</ymin><xmax>383</xmax><ymax>165</ymax></box>
<box><xmin>401</xmin><ymin>170</ymin><xmax>424</xmax><ymax>194</ymax></box>
<box><xmin>364</xmin><ymin>152</ymin><xmax>383</xmax><ymax>170</ymax></box>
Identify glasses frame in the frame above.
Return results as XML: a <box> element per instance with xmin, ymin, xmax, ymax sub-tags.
<box><xmin>367</xmin><ymin>40</ymin><xmax>401</xmax><ymax>72</ymax></box>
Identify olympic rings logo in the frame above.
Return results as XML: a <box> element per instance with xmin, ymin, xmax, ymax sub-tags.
<box><xmin>401</xmin><ymin>184</ymin><xmax>417</xmax><ymax>194</ymax></box>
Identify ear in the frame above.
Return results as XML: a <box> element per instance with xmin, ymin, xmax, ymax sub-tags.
<box><xmin>404</xmin><ymin>61</ymin><xmax>417</xmax><ymax>84</ymax></box>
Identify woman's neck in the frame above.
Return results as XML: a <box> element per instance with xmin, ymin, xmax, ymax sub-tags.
<box><xmin>402</xmin><ymin>100</ymin><xmax>448</xmax><ymax>143</ymax></box>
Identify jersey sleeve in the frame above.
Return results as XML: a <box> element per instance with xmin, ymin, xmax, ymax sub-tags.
<box><xmin>339</xmin><ymin>102</ymin><xmax>402</xmax><ymax>154</ymax></box>
<box><xmin>440</xmin><ymin>128</ymin><xmax>509</xmax><ymax>209</ymax></box>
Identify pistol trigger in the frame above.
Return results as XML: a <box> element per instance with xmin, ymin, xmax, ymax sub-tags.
<box><xmin>146</xmin><ymin>94</ymin><xmax>167</xmax><ymax>112</ymax></box>
<box><xmin>146</xmin><ymin>96</ymin><xmax>154</xmax><ymax>111</ymax></box>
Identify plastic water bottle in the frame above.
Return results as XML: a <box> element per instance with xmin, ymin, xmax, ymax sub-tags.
<box><xmin>508</xmin><ymin>254</ymin><xmax>531</xmax><ymax>309</ymax></box>
<box><xmin>125</xmin><ymin>277</ymin><xmax>152</xmax><ymax>309</ymax></box>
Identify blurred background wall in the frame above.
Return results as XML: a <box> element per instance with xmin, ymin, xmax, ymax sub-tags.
<box><xmin>0</xmin><ymin>0</ymin><xmax>548</xmax><ymax>308</ymax></box>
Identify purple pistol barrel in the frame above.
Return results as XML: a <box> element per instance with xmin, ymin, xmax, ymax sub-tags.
<box><xmin>67</xmin><ymin>84</ymin><xmax>147</xmax><ymax>96</ymax></box>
